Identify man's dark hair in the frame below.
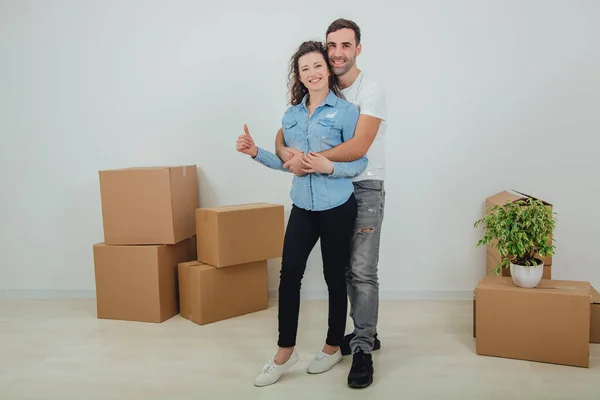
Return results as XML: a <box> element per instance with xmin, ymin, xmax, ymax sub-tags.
<box><xmin>325</xmin><ymin>18</ymin><xmax>361</xmax><ymax>45</ymax></box>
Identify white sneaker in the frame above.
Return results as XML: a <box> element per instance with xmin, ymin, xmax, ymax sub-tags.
<box><xmin>307</xmin><ymin>349</ymin><xmax>342</xmax><ymax>374</ymax></box>
<box><xmin>254</xmin><ymin>349</ymin><xmax>299</xmax><ymax>387</ymax></box>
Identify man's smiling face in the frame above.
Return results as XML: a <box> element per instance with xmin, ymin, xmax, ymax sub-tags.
<box><xmin>326</xmin><ymin>28</ymin><xmax>362</xmax><ymax>76</ymax></box>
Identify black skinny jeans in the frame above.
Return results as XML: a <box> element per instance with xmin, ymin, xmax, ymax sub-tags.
<box><xmin>277</xmin><ymin>194</ymin><xmax>357</xmax><ymax>348</ymax></box>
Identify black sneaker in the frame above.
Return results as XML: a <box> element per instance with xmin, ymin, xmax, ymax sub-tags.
<box><xmin>347</xmin><ymin>347</ymin><xmax>374</xmax><ymax>389</ymax></box>
<box><xmin>340</xmin><ymin>332</ymin><xmax>381</xmax><ymax>356</ymax></box>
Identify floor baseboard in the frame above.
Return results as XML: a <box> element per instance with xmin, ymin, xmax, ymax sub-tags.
<box><xmin>1</xmin><ymin>289</ymin><xmax>473</xmax><ymax>301</ymax></box>
<box><xmin>0</xmin><ymin>289</ymin><xmax>97</xmax><ymax>300</ymax></box>
<box><xmin>269</xmin><ymin>289</ymin><xmax>473</xmax><ymax>300</ymax></box>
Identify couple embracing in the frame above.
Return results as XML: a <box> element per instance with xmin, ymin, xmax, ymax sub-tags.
<box><xmin>236</xmin><ymin>18</ymin><xmax>386</xmax><ymax>389</ymax></box>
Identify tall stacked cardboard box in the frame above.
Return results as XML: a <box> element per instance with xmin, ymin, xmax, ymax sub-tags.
<box><xmin>473</xmin><ymin>190</ymin><xmax>600</xmax><ymax>368</ymax></box>
<box><xmin>93</xmin><ymin>166</ymin><xmax>199</xmax><ymax>323</ymax></box>
<box><xmin>178</xmin><ymin>203</ymin><xmax>285</xmax><ymax>325</ymax></box>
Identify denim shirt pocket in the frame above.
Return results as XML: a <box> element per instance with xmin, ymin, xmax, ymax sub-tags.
<box><xmin>316</xmin><ymin>117</ymin><xmax>342</xmax><ymax>151</ymax></box>
<box><xmin>283</xmin><ymin>120</ymin><xmax>302</xmax><ymax>148</ymax></box>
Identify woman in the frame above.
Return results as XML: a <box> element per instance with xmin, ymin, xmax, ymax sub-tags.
<box><xmin>236</xmin><ymin>40</ymin><xmax>368</xmax><ymax>387</ymax></box>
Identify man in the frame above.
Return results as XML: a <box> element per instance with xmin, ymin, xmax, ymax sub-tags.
<box><xmin>275</xmin><ymin>18</ymin><xmax>386</xmax><ymax>389</ymax></box>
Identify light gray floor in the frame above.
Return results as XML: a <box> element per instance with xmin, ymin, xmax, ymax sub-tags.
<box><xmin>1</xmin><ymin>298</ymin><xmax>598</xmax><ymax>399</ymax></box>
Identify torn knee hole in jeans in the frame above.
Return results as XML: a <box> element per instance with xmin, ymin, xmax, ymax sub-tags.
<box><xmin>358</xmin><ymin>228</ymin><xmax>374</xmax><ymax>233</ymax></box>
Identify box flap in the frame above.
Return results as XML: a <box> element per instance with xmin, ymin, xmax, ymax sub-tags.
<box><xmin>476</xmin><ymin>276</ymin><xmax>590</xmax><ymax>297</ymax></box>
<box><xmin>202</xmin><ymin>203</ymin><xmax>277</xmax><ymax>213</ymax></box>
<box><xmin>511</xmin><ymin>190</ymin><xmax>553</xmax><ymax>206</ymax></box>
<box><xmin>485</xmin><ymin>190</ymin><xmax>552</xmax><ymax>207</ymax></box>
<box><xmin>93</xmin><ymin>242</ymin><xmax>163</xmax><ymax>249</ymax></box>
<box><xmin>189</xmin><ymin>264</ymin><xmax>213</xmax><ymax>272</ymax></box>
<box><xmin>179</xmin><ymin>260</ymin><xmax>212</xmax><ymax>271</ymax></box>
<box><xmin>485</xmin><ymin>190</ymin><xmax>526</xmax><ymax>207</ymax></box>
<box><xmin>99</xmin><ymin>165</ymin><xmax>195</xmax><ymax>173</ymax></box>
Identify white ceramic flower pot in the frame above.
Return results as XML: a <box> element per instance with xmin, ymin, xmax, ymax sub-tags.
<box><xmin>510</xmin><ymin>260</ymin><xmax>544</xmax><ymax>288</ymax></box>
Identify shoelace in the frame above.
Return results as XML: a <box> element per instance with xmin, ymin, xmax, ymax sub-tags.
<box><xmin>314</xmin><ymin>351</ymin><xmax>327</xmax><ymax>361</ymax></box>
<box><xmin>260</xmin><ymin>360</ymin><xmax>276</xmax><ymax>374</ymax></box>
<box><xmin>351</xmin><ymin>348</ymin><xmax>367</xmax><ymax>371</ymax></box>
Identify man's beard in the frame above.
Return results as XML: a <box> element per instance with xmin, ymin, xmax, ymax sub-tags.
<box><xmin>330</xmin><ymin>56</ymin><xmax>354</xmax><ymax>76</ymax></box>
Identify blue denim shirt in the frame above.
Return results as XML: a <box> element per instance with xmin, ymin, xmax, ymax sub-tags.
<box><xmin>254</xmin><ymin>90</ymin><xmax>368</xmax><ymax>211</ymax></box>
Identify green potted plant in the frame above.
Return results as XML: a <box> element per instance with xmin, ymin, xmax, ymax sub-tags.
<box><xmin>474</xmin><ymin>197</ymin><xmax>557</xmax><ymax>288</ymax></box>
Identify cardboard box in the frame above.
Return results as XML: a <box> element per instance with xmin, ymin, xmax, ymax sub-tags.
<box><xmin>99</xmin><ymin>166</ymin><xmax>198</xmax><ymax>245</ymax></box>
<box><xmin>474</xmin><ymin>282</ymin><xmax>600</xmax><ymax>345</ymax></box>
<box><xmin>93</xmin><ymin>236</ymin><xmax>196</xmax><ymax>323</ymax></box>
<box><xmin>486</xmin><ymin>251</ymin><xmax>551</xmax><ymax>279</ymax></box>
<box><xmin>474</xmin><ymin>276</ymin><xmax>591</xmax><ymax>368</ymax></box>
<box><xmin>591</xmin><ymin>286</ymin><xmax>600</xmax><ymax>344</ymax></box>
<box><xmin>178</xmin><ymin>260</ymin><xmax>268</xmax><ymax>325</ymax></box>
<box><xmin>483</xmin><ymin>190</ymin><xmax>553</xmax><ymax>277</ymax></box>
<box><xmin>196</xmin><ymin>203</ymin><xmax>284</xmax><ymax>267</ymax></box>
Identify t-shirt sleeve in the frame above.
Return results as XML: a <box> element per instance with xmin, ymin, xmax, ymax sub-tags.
<box><xmin>358</xmin><ymin>80</ymin><xmax>386</xmax><ymax>121</ymax></box>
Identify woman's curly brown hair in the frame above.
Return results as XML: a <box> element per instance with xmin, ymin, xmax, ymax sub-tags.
<box><xmin>287</xmin><ymin>40</ymin><xmax>341</xmax><ymax>106</ymax></box>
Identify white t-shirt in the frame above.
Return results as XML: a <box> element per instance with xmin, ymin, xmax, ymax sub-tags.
<box><xmin>340</xmin><ymin>71</ymin><xmax>386</xmax><ymax>182</ymax></box>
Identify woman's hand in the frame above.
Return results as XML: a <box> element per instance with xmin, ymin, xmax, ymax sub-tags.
<box><xmin>236</xmin><ymin>124</ymin><xmax>258</xmax><ymax>157</ymax></box>
<box><xmin>280</xmin><ymin>147</ymin><xmax>302</xmax><ymax>163</ymax></box>
<box><xmin>301</xmin><ymin>152</ymin><xmax>334</xmax><ymax>175</ymax></box>
<box><xmin>283</xmin><ymin>151</ymin><xmax>307</xmax><ymax>176</ymax></box>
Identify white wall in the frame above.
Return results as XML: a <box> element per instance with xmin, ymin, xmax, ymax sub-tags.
<box><xmin>1</xmin><ymin>0</ymin><xmax>599</xmax><ymax>299</ymax></box>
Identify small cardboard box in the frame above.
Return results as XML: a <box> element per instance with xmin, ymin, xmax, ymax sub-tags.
<box><xmin>474</xmin><ymin>276</ymin><xmax>590</xmax><ymax>368</ymax></box>
<box><xmin>474</xmin><ymin>282</ymin><xmax>600</xmax><ymax>344</ymax></box>
<box><xmin>196</xmin><ymin>203</ymin><xmax>284</xmax><ymax>267</ymax></box>
<box><xmin>178</xmin><ymin>260</ymin><xmax>268</xmax><ymax>325</ymax></box>
<box><xmin>99</xmin><ymin>166</ymin><xmax>198</xmax><ymax>245</ymax></box>
<box><xmin>93</xmin><ymin>236</ymin><xmax>196</xmax><ymax>323</ymax></box>
<box><xmin>483</xmin><ymin>190</ymin><xmax>553</xmax><ymax>277</ymax></box>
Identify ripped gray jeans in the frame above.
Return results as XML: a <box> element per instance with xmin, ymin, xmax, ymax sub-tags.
<box><xmin>346</xmin><ymin>179</ymin><xmax>385</xmax><ymax>354</ymax></box>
